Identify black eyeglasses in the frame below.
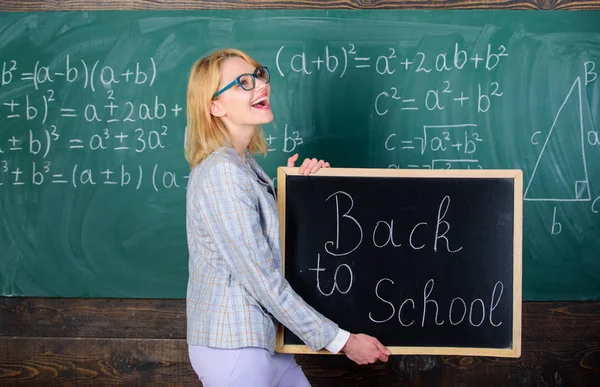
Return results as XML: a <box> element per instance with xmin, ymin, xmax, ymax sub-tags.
<box><xmin>213</xmin><ymin>67</ymin><xmax>270</xmax><ymax>98</ymax></box>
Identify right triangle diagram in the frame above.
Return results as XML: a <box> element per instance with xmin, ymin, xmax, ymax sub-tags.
<box><xmin>524</xmin><ymin>77</ymin><xmax>590</xmax><ymax>201</ymax></box>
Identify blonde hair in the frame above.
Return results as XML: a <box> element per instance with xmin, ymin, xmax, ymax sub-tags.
<box><xmin>185</xmin><ymin>48</ymin><xmax>268</xmax><ymax>168</ymax></box>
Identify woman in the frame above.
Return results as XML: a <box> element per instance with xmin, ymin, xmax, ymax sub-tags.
<box><xmin>185</xmin><ymin>48</ymin><xmax>390</xmax><ymax>387</ymax></box>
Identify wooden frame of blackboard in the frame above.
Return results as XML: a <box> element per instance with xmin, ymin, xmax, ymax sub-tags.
<box><xmin>275</xmin><ymin>167</ymin><xmax>523</xmax><ymax>358</ymax></box>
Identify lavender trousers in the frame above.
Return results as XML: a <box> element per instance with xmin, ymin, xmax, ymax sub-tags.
<box><xmin>188</xmin><ymin>345</ymin><xmax>311</xmax><ymax>387</ymax></box>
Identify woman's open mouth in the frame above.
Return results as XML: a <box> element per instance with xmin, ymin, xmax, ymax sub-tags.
<box><xmin>251</xmin><ymin>96</ymin><xmax>270</xmax><ymax>110</ymax></box>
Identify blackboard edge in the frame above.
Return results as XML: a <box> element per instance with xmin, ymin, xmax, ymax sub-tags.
<box><xmin>276</xmin><ymin>344</ymin><xmax>522</xmax><ymax>358</ymax></box>
<box><xmin>279</xmin><ymin>167</ymin><xmax>524</xmax><ymax>179</ymax></box>
<box><xmin>512</xmin><ymin>170</ymin><xmax>524</xmax><ymax>359</ymax></box>
<box><xmin>276</xmin><ymin>167</ymin><xmax>288</xmax><ymax>353</ymax></box>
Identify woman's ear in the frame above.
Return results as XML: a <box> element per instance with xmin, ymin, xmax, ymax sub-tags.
<box><xmin>210</xmin><ymin>100</ymin><xmax>226</xmax><ymax>117</ymax></box>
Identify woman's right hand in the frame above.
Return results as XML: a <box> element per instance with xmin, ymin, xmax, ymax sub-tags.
<box><xmin>341</xmin><ymin>333</ymin><xmax>391</xmax><ymax>365</ymax></box>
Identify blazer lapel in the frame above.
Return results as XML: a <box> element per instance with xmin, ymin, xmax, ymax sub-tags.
<box><xmin>245</xmin><ymin>152</ymin><xmax>276</xmax><ymax>195</ymax></box>
<box><xmin>216</xmin><ymin>146</ymin><xmax>275</xmax><ymax>196</ymax></box>
<box><xmin>216</xmin><ymin>146</ymin><xmax>253</xmax><ymax>173</ymax></box>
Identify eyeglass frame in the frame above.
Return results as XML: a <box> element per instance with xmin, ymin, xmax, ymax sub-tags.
<box><xmin>213</xmin><ymin>66</ymin><xmax>271</xmax><ymax>98</ymax></box>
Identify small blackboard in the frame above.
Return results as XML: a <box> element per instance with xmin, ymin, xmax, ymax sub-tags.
<box><xmin>276</xmin><ymin>168</ymin><xmax>522</xmax><ymax>357</ymax></box>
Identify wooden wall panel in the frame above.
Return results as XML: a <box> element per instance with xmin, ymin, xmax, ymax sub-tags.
<box><xmin>0</xmin><ymin>298</ymin><xmax>185</xmax><ymax>339</ymax></box>
<box><xmin>1</xmin><ymin>337</ymin><xmax>195</xmax><ymax>386</ymax></box>
<box><xmin>1</xmin><ymin>298</ymin><xmax>599</xmax><ymax>341</ymax></box>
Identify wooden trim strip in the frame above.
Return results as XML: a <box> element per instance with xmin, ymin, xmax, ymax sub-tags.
<box><xmin>276</xmin><ymin>166</ymin><xmax>288</xmax><ymax>352</ymax></box>
<box><xmin>279</xmin><ymin>167</ymin><xmax>523</xmax><ymax>178</ymax></box>
<box><xmin>513</xmin><ymin>171</ymin><xmax>524</xmax><ymax>357</ymax></box>
<box><xmin>1</xmin><ymin>0</ymin><xmax>600</xmax><ymax>12</ymax></box>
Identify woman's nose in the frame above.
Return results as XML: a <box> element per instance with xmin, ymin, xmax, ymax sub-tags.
<box><xmin>254</xmin><ymin>79</ymin><xmax>268</xmax><ymax>92</ymax></box>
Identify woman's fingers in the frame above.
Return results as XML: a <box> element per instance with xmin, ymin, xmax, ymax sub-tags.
<box><xmin>299</xmin><ymin>158</ymin><xmax>314</xmax><ymax>175</ymax></box>
<box><xmin>287</xmin><ymin>153</ymin><xmax>299</xmax><ymax>167</ymax></box>
<box><xmin>297</xmin><ymin>157</ymin><xmax>331</xmax><ymax>175</ymax></box>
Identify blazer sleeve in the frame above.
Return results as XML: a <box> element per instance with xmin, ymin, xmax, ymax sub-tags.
<box><xmin>195</xmin><ymin>160</ymin><xmax>338</xmax><ymax>351</ymax></box>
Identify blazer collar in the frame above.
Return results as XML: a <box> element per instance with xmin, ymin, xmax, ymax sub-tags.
<box><xmin>215</xmin><ymin>145</ymin><xmax>274</xmax><ymax>192</ymax></box>
<box><xmin>215</xmin><ymin>145</ymin><xmax>249</xmax><ymax>170</ymax></box>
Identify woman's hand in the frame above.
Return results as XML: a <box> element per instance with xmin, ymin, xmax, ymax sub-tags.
<box><xmin>341</xmin><ymin>333</ymin><xmax>391</xmax><ymax>365</ymax></box>
<box><xmin>287</xmin><ymin>154</ymin><xmax>331</xmax><ymax>175</ymax></box>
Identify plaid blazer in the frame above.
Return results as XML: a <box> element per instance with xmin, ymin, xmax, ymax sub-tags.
<box><xmin>186</xmin><ymin>145</ymin><xmax>339</xmax><ymax>353</ymax></box>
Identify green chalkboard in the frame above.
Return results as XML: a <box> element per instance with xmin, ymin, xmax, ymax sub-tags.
<box><xmin>0</xmin><ymin>10</ymin><xmax>598</xmax><ymax>299</ymax></box>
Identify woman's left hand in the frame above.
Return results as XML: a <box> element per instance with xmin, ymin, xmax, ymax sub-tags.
<box><xmin>287</xmin><ymin>154</ymin><xmax>331</xmax><ymax>175</ymax></box>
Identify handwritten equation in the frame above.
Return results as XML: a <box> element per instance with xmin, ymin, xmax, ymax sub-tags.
<box><xmin>276</xmin><ymin>43</ymin><xmax>509</xmax><ymax>78</ymax></box>
<box><xmin>0</xmin><ymin>161</ymin><xmax>187</xmax><ymax>192</ymax></box>
<box><xmin>374</xmin><ymin>81</ymin><xmax>503</xmax><ymax>115</ymax></box>
<box><xmin>1</xmin><ymin>56</ymin><xmax>157</xmax><ymax>91</ymax></box>
<box><xmin>2</xmin><ymin>91</ymin><xmax>182</xmax><ymax>125</ymax></box>
<box><xmin>385</xmin><ymin>124</ymin><xmax>484</xmax><ymax>170</ymax></box>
